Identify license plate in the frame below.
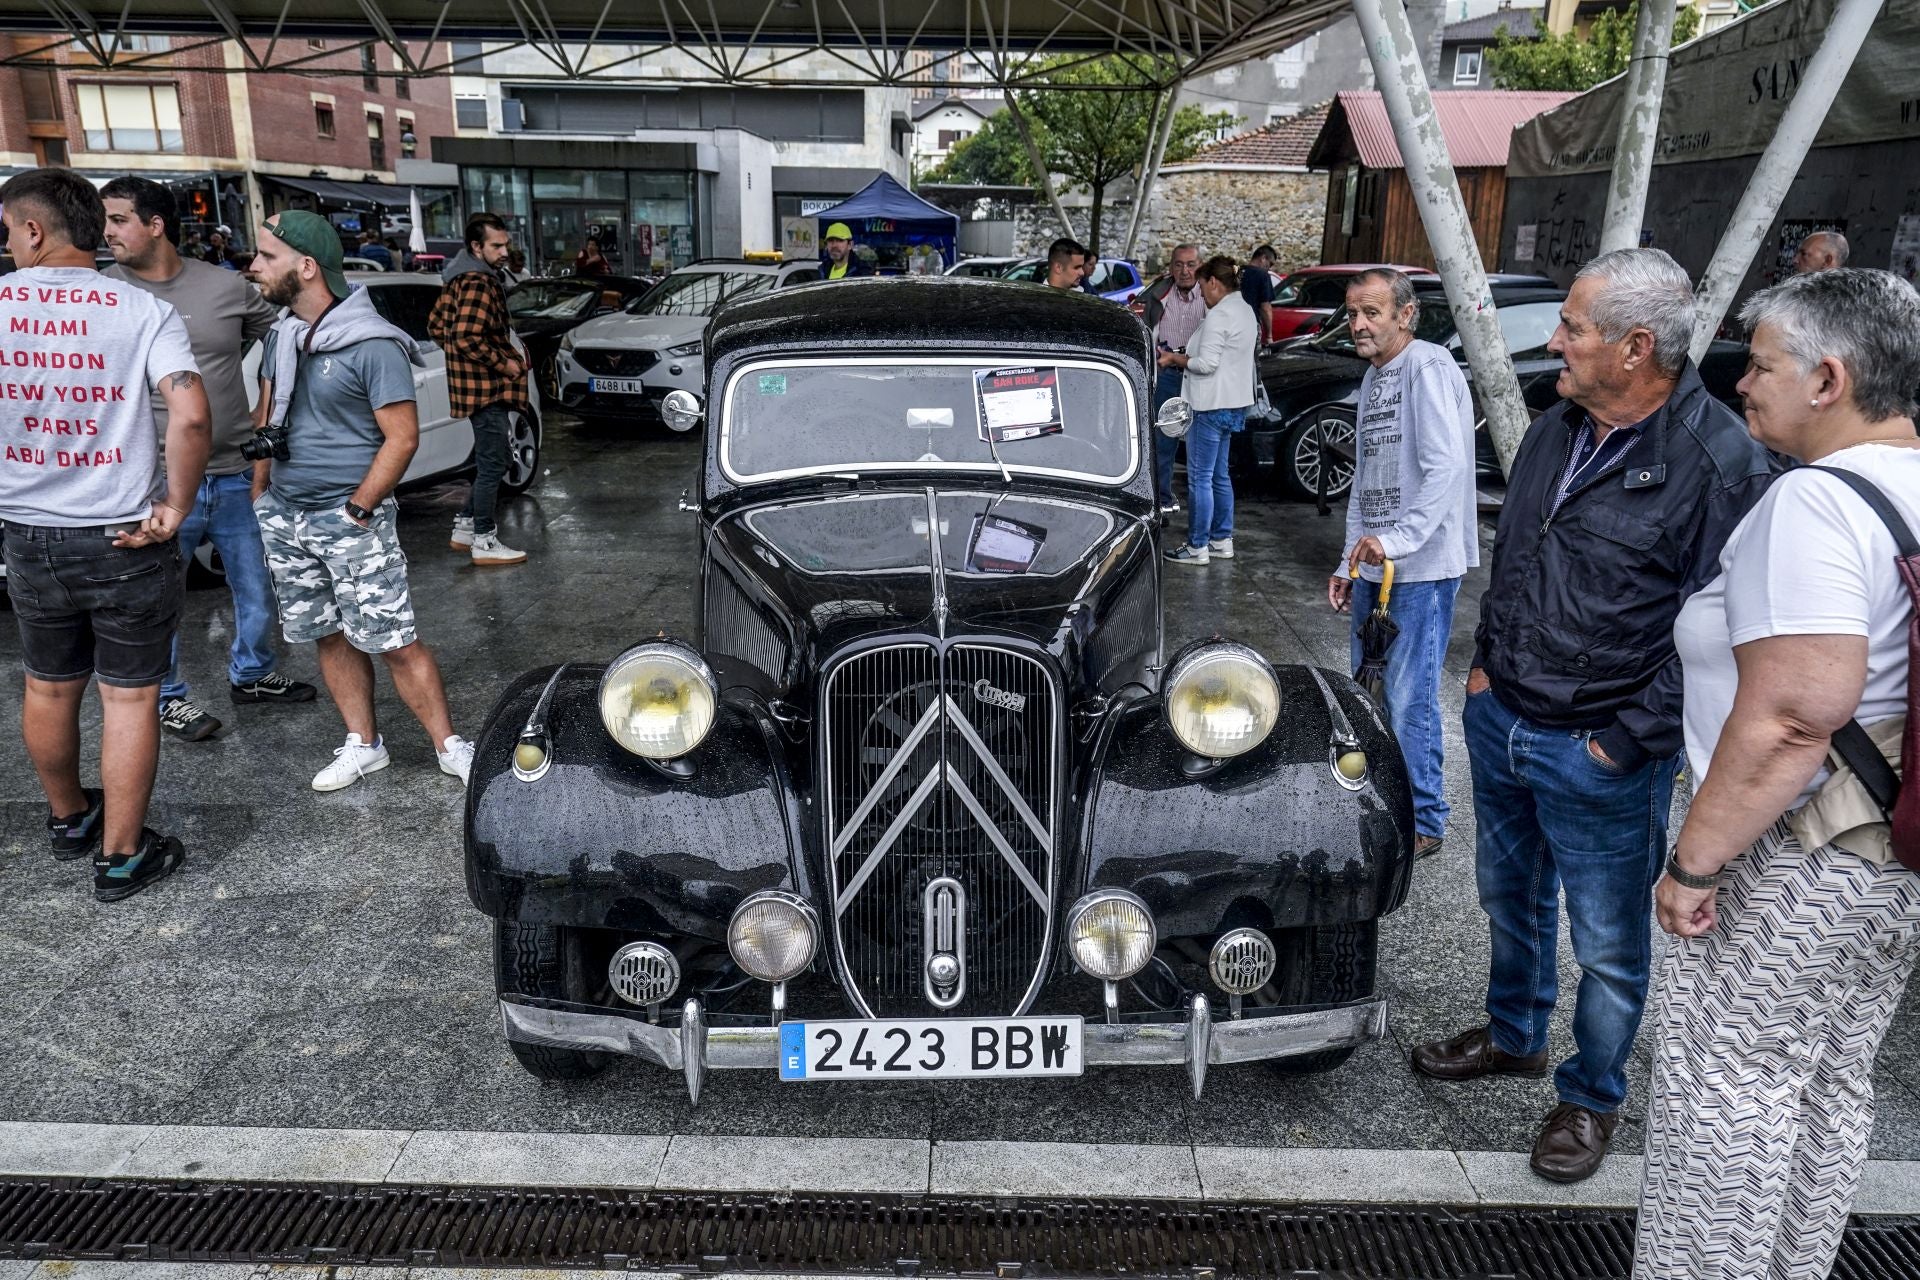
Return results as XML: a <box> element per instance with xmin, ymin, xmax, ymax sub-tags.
<box><xmin>778</xmin><ymin>1016</ymin><xmax>1083</xmax><ymax>1081</ymax></box>
<box><xmin>590</xmin><ymin>377</ymin><xmax>646</xmax><ymax>395</ymax></box>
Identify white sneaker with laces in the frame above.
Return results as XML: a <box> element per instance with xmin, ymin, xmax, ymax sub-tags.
<box><xmin>312</xmin><ymin>733</ymin><xmax>390</xmax><ymax>792</ymax></box>
<box><xmin>450</xmin><ymin>516</ymin><xmax>475</xmax><ymax>550</ymax></box>
<box><xmin>439</xmin><ymin>735</ymin><xmax>476</xmax><ymax>784</ymax></box>
<box><xmin>471</xmin><ymin>532</ymin><xmax>528</xmax><ymax>566</ymax></box>
<box><xmin>1208</xmin><ymin>537</ymin><xmax>1235</xmax><ymax>559</ymax></box>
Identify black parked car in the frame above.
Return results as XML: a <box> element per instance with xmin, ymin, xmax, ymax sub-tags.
<box><xmin>508</xmin><ymin>274</ymin><xmax>657</xmax><ymax>397</ymax></box>
<box><xmin>464</xmin><ymin>278</ymin><xmax>1416</xmax><ymax>1100</ymax></box>
<box><xmin>1240</xmin><ymin>278</ymin><xmax>1750</xmax><ymax>500</ymax></box>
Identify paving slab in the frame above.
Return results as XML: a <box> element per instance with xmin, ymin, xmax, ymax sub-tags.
<box><xmin>930</xmin><ymin>1139</ymin><xmax>1200</xmax><ymax>1199</ymax></box>
<box><xmin>388</xmin><ymin>1128</ymin><xmax>669</xmax><ymax>1188</ymax></box>
<box><xmin>1195</xmin><ymin>1144</ymin><xmax>1475</xmax><ymax>1204</ymax></box>
<box><xmin>0</xmin><ymin>1121</ymin><xmax>153</xmax><ymax>1177</ymax></box>
<box><xmin>116</xmin><ymin>1124</ymin><xmax>407</xmax><ymax>1182</ymax></box>
<box><xmin>655</xmin><ymin>1135</ymin><xmax>929</xmax><ymax>1194</ymax></box>
<box><xmin>1457</xmin><ymin>1150</ymin><xmax>1645</xmax><ymax>1209</ymax></box>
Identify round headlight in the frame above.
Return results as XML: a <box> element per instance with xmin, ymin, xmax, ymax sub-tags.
<box><xmin>598</xmin><ymin>642</ymin><xmax>717</xmax><ymax>760</ymax></box>
<box><xmin>1066</xmin><ymin>890</ymin><xmax>1157</xmax><ymax>981</ymax></box>
<box><xmin>727</xmin><ymin>890</ymin><xmax>819</xmax><ymax>983</ymax></box>
<box><xmin>1164</xmin><ymin>642</ymin><xmax>1281</xmax><ymax>759</ymax></box>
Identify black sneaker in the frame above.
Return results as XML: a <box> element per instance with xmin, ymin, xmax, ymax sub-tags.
<box><xmin>93</xmin><ymin>828</ymin><xmax>186</xmax><ymax>903</ymax></box>
<box><xmin>159</xmin><ymin>696</ymin><xmax>221</xmax><ymax>741</ymax></box>
<box><xmin>230</xmin><ymin>673</ymin><xmax>318</xmax><ymax>705</ymax></box>
<box><xmin>48</xmin><ymin>787</ymin><xmax>105</xmax><ymax>862</ymax></box>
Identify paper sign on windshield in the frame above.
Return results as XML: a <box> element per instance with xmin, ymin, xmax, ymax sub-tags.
<box><xmin>975</xmin><ymin>366</ymin><xmax>1064</xmax><ymax>445</ymax></box>
<box><xmin>966</xmin><ymin>512</ymin><xmax>1047</xmax><ymax>574</ymax></box>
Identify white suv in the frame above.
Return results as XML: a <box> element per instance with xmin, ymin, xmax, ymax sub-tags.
<box><xmin>554</xmin><ymin>258</ymin><xmax>823</xmax><ymax>422</ymax></box>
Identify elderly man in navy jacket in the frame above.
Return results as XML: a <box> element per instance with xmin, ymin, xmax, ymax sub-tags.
<box><xmin>1410</xmin><ymin>249</ymin><xmax>1775</xmax><ymax>1184</ymax></box>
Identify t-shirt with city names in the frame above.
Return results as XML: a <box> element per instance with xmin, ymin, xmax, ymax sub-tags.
<box><xmin>0</xmin><ymin>267</ymin><xmax>198</xmax><ymax>528</ymax></box>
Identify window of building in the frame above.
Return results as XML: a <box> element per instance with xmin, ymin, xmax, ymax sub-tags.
<box><xmin>398</xmin><ymin>112</ymin><xmax>416</xmax><ymax>155</ymax></box>
<box><xmin>395</xmin><ymin>76</ymin><xmax>409</xmax><ymax>100</ymax></box>
<box><xmin>450</xmin><ymin>40</ymin><xmax>485</xmax><ymax>67</ymax></box>
<box><xmin>74</xmin><ymin>82</ymin><xmax>183</xmax><ymax>152</ymax></box>
<box><xmin>110</xmin><ymin>34</ymin><xmax>169</xmax><ymax>54</ymax></box>
<box><xmin>937</xmin><ymin>129</ymin><xmax>963</xmax><ymax>150</ymax></box>
<box><xmin>367</xmin><ymin>109</ymin><xmax>385</xmax><ymax>168</ymax></box>
<box><xmin>21</xmin><ymin>67</ymin><xmax>60</xmax><ymax>121</ymax></box>
<box><xmin>454</xmin><ymin>97</ymin><xmax>488</xmax><ymax>128</ymax></box>
<box><xmin>315</xmin><ymin>101</ymin><xmax>335</xmax><ymax>137</ymax></box>
<box><xmin>361</xmin><ymin>45</ymin><xmax>378</xmax><ymax>92</ymax></box>
<box><xmin>1453</xmin><ymin>46</ymin><xmax>1482</xmax><ymax>86</ymax></box>
<box><xmin>1701</xmin><ymin>1</ymin><xmax>1739</xmax><ymax>31</ymax></box>
<box><xmin>307</xmin><ymin>37</ymin><xmax>326</xmax><ymax>50</ymax></box>
<box><xmin>35</xmin><ymin>138</ymin><xmax>69</xmax><ymax>167</ymax></box>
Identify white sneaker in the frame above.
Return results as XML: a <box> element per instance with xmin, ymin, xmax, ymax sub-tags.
<box><xmin>449</xmin><ymin>516</ymin><xmax>475</xmax><ymax>550</ymax></box>
<box><xmin>312</xmin><ymin>733</ymin><xmax>390</xmax><ymax>792</ymax></box>
<box><xmin>470</xmin><ymin>532</ymin><xmax>527</xmax><ymax>566</ymax></box>
<box><xmin>438</xmin><ymin>735</ymin><xmax>476</xmax><ymax>784</ymax></box>
<box><xmin>1208</xmin><ymin>537</ymin><xmax>1235</xmax><ymax>559</ymax></box>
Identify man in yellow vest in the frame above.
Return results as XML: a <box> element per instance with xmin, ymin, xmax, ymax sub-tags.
<box><xmin>822</xmin><ymin>222</ymin><xmax>874</xmax><ymax>279</ymax></box>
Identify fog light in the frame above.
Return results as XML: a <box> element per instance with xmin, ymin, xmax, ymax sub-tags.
<box><xmin>1066</xmin><ymin>890</ymin><xmax>1156</xmax><ymax>980</ymax></box>
<box><xmin>609</xmin><ymin>940</ymin><xmax>680</xmax><ymax>1006</ymax></box>
<box><xmin>1208</xmin><ymin>929</ymin><xmax>1277</xmax><ymax>997</ymax></box>
<box><xmin>1336</xmin><ymin>750</ymin><xmax>1368</xmax><ymax>781</ymax></box>
<box><xmin>728</xmin><ymin>890</ymin><xmax>819</xmax><ymax>982</ymax></box>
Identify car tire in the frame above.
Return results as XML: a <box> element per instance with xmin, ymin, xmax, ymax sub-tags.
<box><xmin>499</xmin><ymin>408</ymin><xmax>542</xmax><ymax>498</ymax></box>
<box><xmin>493</xmin><ymin>920</ymin><xmax>613</xmax><ymax>1081</ymax></box>
<box><xmin>1279</xmin><ymin>408</ymin><xmax>1358</xmax><ymax>503</ymax></box>
<box><xmin>1265</xmin><ymin>920</ymin><xmax>1378</xmax><ymax>1075</ymax></box>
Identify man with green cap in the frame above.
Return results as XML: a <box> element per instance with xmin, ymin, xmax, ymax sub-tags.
<box><xmin>244</xmin><ymin>210</ymin><xmax>475</xmax><ymax>793</ymax></box>
<box><xmin>821</xmin><ymin>222</ymin><xmax>873</xmax><ymax>280</ymax></box>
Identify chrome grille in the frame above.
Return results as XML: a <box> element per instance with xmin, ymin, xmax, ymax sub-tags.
<box><xmin>822</xmin><ymin>642</ymin><xmax>1057</xmax><ymax>1017</ymax></box>
<box><xmin>576</xmin><ymin>348</ymin><xmax>660</xmax><ymax>377</ymax></box>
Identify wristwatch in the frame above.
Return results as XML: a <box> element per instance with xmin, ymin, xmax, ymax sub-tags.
<box><xmin>344</xmin><ymin>501</ymin><xmax>374</xmax><ymax>524</ymax></box>
<box><xmin>1665</xmin><ymin>854</ymin><xmax>1720</xmax><ymax>890</ymax></box>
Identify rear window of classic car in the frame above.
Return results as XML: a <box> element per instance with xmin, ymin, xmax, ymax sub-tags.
<box><xmin>721</xmin><ymin>359</ymin><xmax>1137</xmax><ymax>483</ymax></box>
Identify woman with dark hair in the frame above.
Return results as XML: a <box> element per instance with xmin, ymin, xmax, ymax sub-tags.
<box><xmin>1157</xmin><ymin>255</ymin><xmax>1257</xmax><ymax>565</ymax></box>
<box><xmin>1636</xmin><ymin>267</ymin><xmax>1920</xmax><ymax>1278</ymax></box>
<box><xmin>574</xmin><ymin>236</ymin><xmax>609</xmax><ymax>277</ymax></box>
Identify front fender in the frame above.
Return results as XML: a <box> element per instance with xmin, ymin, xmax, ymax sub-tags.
<box><xmin>1078</xmin><ymin>665</ymin><xmax>1413</xmax><ymax>937</ymax></box>
<box><xmin>464</xmin><ymin>664</ymin><xmax>803</xmax><ymax>934</ymax></box>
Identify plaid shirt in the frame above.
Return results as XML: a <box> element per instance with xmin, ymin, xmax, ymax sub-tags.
<box><xmin>428</xmin><ymin>268</ymin><xmax>529</xmax><ymax>420</ymax></box>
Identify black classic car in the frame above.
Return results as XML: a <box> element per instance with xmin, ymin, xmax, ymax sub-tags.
<box><xmin>508</xmin><ymin>274</ymin><xmax>659</xmax><ymax>397</ymax></box>
<box><xmin>1239</xmin><ymin>277</ymin><xmax>1752</xmax><ymax>500</ymax></box>
<box><xmin>464</xmin><ymin>278</ymin><xmax>1415</xmax><ymax>1100</ymax></box>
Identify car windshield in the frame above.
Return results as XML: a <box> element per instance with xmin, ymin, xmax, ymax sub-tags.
<box><xmin>1000</xmin><ymin>262</ymin><xmax>1044</xmax><ymax>283</ymax></box>
<box><xmin>723</xmin><ymin>358</ymin><xmax>1137</xmax><ymax>483</ymax></box>
<box><xmin>1309</xmin><ymin>298</ymin><xmax>1456</xmax><ymax>355</ymax></box>
<box><xmin>632</xmin><ymin>270</ymin><xmax>774</xmax><ymax>317</ymax></box>
<box><xmin>507</xmin><ymin>281</ymin><xmax>597</xmax><ymax>319</ymax></box>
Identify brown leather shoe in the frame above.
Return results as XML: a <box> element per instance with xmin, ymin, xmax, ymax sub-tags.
<box><xmin>1413</xmin><ymin>834</ymin><xmax>1444</xmax><ymax>859</ymax></box>
<box><xmin>1529</xmin><ymin>1102</ymin><xmax>1619</xmax><ymax>1183</ymax></box>
<box><xmin>1410</xmin><ymin>1025</ymin><xmax>1550</xmax><ymax>1081</ymax></box>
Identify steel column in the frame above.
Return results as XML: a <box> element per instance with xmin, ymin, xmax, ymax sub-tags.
<box><xmin>1597</xmin><ymin>0</ymin><xmax>1677</xmax><ymax>255</ymax></box>
<box><xmin>1689</xmin><ymin>0</ymin><xmax>1885</xmax><ymax>361</ymax></box>
<box><xmin>1120</xmin><ymin>83</ymin><xmax>1179</xmax><ymax>263</ymax></box>
<box><xmin>1003</xmin><ymin>89</ymin><xmax>1080</xmax><ymax>241</ymax></box>
<box><xmin>1349</xmin><ymin>0</ymin><xmax>1532</xmax><ymax>474</ymax></box>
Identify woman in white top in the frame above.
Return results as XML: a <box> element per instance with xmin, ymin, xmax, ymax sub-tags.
<box><xmin>1636</xmin><ymin>268</ymin><xmax>1920</xmax><ymax>1279</ymax></box>
<box><xmin>1157</xmin><ymin>255</ymin><xmax>1257</xmax><ymax>565</ymax></box>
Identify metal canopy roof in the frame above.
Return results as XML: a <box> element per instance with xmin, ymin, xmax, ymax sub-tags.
<box><xmin>0</xmin><ymin>0</ymin><xmax>1349</xmax><ymax>88</ymax></box>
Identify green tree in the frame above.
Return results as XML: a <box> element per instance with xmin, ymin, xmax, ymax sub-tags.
<box><xmin>919</xmin><ymin>111</ymin><xmax>1035</xmax><ymax>187</ymax></box>
<box><xmin>1487</xmin><ymin>1</ymin><xmax>1700</xmax><ymax>92</ymax></box>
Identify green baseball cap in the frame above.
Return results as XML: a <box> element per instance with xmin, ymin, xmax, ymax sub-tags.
<box><xmin>825</xmin><ymin>222</ymin><xmax>853</xmax><ymax>241</ymax></box>
<box><xmin>262</xmin><ymin>209</ymin><xmax>350</xmax><ymax>300</ymax></box>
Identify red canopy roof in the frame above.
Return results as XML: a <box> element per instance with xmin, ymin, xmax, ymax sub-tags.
<box><xmin>1312</xmin><ymin>90</ymin><xmax>1578</xmax><ymax>170</ymax></box>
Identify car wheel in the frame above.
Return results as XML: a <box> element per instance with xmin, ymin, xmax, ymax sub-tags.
<box><xmin>1265</xmin><ymin>920</ymin><xmax>1378</xmax><ymax>1074</ymax></box>
<box><xmin>1280</xmin><ymin>409</ymin><xmax>1357</xmax><ymax>502</ymax></box>
<box><xmin>499</xmin><ymin>409</ymin><xmax>542</xmax><ymax>497</ymax></box>
<box><xmin>493</xmin><ymin>920</ymin><xmax>612</xmax><ymax>1081</ymax></box>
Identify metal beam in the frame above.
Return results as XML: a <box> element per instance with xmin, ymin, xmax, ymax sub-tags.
<box><xmin>1597</xmin><ymin>0</ymin><xmax>1675</xmax><ymax>255</ymax></box>
<box><xmin>1349</xmin><ymin>0</ymin><xmax>1531</xmax><ymax>475</ymax></box>
<box><xmin>1120</xmin><ymin>80</ymin><xmax>1177</xmax><ymax>261</ymax></box>
<box><xmin>1689</xmin><ymin>0</ymin><xmax>1885</xmax><ymax>361</ymax></box>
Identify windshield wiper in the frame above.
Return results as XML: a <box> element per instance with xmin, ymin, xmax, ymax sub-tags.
<box><xmin>982</xmin><ymin>427</ymin><xmax>1012</xmax><ymax>484</ymax></box>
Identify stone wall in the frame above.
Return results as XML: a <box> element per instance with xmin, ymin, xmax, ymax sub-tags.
<box><xmin>1009</xmin><ymin>169</ymin><xmax>1328</xmax><ymax>273</ymax></box>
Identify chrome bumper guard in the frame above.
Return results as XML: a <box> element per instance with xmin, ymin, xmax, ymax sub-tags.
<box><xmin>501</xmin><ymin>994</ymin><xmax>1389</xmax><ymax>1104</ymax></box>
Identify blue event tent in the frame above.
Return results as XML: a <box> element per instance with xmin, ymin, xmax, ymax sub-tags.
<box><xmin>813</xmin><ymin>173</ymin><xmax>960</xmax><ymax>272</ymax></box>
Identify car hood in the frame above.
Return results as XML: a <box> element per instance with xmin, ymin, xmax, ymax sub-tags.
<box><xmin>568</xmin><ymin>311</ymin><xmax>706</xmax><ymax>349</ymax></box>
<box><xmin>1259</xmin><ymin>345</ymin><xmax>1367</xmax><ymax>394</ymax></box>
<box><xmin>701</xmin><ymin>486</ymin><xmax>1159</xmax><ymax>700</ymax></box>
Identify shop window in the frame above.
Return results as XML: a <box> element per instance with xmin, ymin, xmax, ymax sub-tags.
<box><xmin>315</xmin><ymin>101</ymin><xmax>335</xmax><ymax>138</ymax></box>
<box><xmin>1453</xmin><ymin>46</ymin><xmax>1482</xmax><ymax>86</ymax></box>
<box><xmin>455</xmin><ymin>97</ymin><xmax>488</xmax><ymax>129</ymax></box>
<box><xmin>22</xmin><ymin>68</ymin><xmax>61</xmax><ymax>121</ymax></box>
<box><xmin>74</xmin><ymin>82</ymin><xmax>183</xmax><ymax>153</ymax></box>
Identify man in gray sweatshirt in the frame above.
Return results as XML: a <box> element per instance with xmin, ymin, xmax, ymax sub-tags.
<box><xmin>1327</xmin><ymin>268</ymin><xmax>1478</xmax><ymax>858</ymax></box>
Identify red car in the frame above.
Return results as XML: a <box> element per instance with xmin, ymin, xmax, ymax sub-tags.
<box><xmin>1265</xmin><ymin>263</ymin><xmax>1436</xmax><ymax>342</ymax></box>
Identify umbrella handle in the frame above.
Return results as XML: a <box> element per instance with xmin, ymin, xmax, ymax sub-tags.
<box><xmin>1348</xmin><ymin>557</ymin><xmax>1396</xmax><ymax>606</ymax></box>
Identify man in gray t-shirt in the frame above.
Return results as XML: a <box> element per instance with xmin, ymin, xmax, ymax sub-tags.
<box><xmin>245</xmin><ymin>210</ymin><xmax>474</xmax><ymax>793</ymax></box>
<box><xmin>103</xmin><ymin>176</ymin><xmax>316</xmax><ymax>743</ymax></box>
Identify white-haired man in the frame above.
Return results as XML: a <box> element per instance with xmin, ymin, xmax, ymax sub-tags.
<box><xmin>1793</xmin><ymin>229</ymin><xmax>1849</xmax><ymax>275</ymax></box>
<box><xmin>1411</xmin><ymin>249</ymin><xmax>1775</xmax><ymax>1183</ymax></box>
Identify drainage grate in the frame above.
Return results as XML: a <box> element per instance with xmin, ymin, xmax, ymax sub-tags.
<box><xmin>1</xmin><ymin>1178</ymin><xmax>1917</xmax><ymax>1277</ymax></box>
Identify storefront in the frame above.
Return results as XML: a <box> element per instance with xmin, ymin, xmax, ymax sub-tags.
<box><xmin>67</xmin><ymin>169</ymin><xmax>252</xmax><ymax>250</ymax></box>
<box><xmin>260</xmin><ymin>175</ymin><xmax>458</xmax><ymax>257</ymax></box>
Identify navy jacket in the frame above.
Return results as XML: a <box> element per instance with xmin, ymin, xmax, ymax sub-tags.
<box><xmin>821</xmin><ymin>252</ymin><xmax>874</xmax><ymax>279</ymax></box>
<box><xmin>1473</xmin><ymin>362</ymin><xmax>1776</xmax><ymax>769</ymax></box>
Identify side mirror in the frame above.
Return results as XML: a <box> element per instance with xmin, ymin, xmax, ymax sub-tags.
<box><xmin>1156</xmin><ymin>396</ymin><xmax>1193</xmax><ymax>439</ymax></box>
<box><xmin>662</xmin><ymin>389</ymin><xmax>704</xmax><ymax>433</ymax></box>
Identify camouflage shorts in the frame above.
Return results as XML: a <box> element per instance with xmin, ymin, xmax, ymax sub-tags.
<box><xmin>254</xmin><ymin>491</ymin><xmax>417</xmax><ymax>653</ymax></box>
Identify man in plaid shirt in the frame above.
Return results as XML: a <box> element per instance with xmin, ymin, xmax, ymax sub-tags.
<box><xmin>430</xmin><ymin>213</ymin><xmax>530</xmax><ymax>566</ymax></box>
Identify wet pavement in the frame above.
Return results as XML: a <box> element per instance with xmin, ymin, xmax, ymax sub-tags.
<box><xmin>3</xmin><ymin>411</ymin><xmax>1919</xmax><ymax>1173</ymax></box>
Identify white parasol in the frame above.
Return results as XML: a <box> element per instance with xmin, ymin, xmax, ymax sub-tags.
<box><xmin>407</xmin><ymin>188</ymin><xmax>427</xmax><ymax>256</ymax></box>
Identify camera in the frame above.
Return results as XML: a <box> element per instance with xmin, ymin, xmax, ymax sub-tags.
<box><xmin>240</xmin><ymin>425</ymin><xmax>289</xmax><ymax>462</ymax></box>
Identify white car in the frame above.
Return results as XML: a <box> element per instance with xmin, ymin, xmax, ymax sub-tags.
<box><xmin>553</xmin><ymin>258</ymin><xmax>823</xmax><ymax>422</ymax></box>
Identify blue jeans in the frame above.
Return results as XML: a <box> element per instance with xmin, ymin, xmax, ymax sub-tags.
<box><xmin>1184</xmin><ymin>407</ymin><xmax>1243</xmax><ymax>549</ymax></box>
<box><xmin>460</xmin><ymin>402</ymin><xmax>513</xmax><ymax>536</ymax></box>
<box><xmin>162</xmin><ymin>472</ymin><xmax>278</xmax><ymax>701</ymax></box>
<box><xmin>1464</xmin><ymin>688</ymin><xmax>1680</xmax><ymax>1114</ymax></box>
<box><xmin>1349</xmin><ymin>575</ymin><xmax>1459</xmax><ymax>839</ymax></box>
<box><xmin>1152</xmin><ymin>367</ymin><xmax>1183</xmax><ymax>504</ymax></box>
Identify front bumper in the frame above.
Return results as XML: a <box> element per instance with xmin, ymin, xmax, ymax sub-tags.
<box><xmin>501</xmin><ymin>994</ymin><xmax>1389</xmax><ymax>1104</ymax></box>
